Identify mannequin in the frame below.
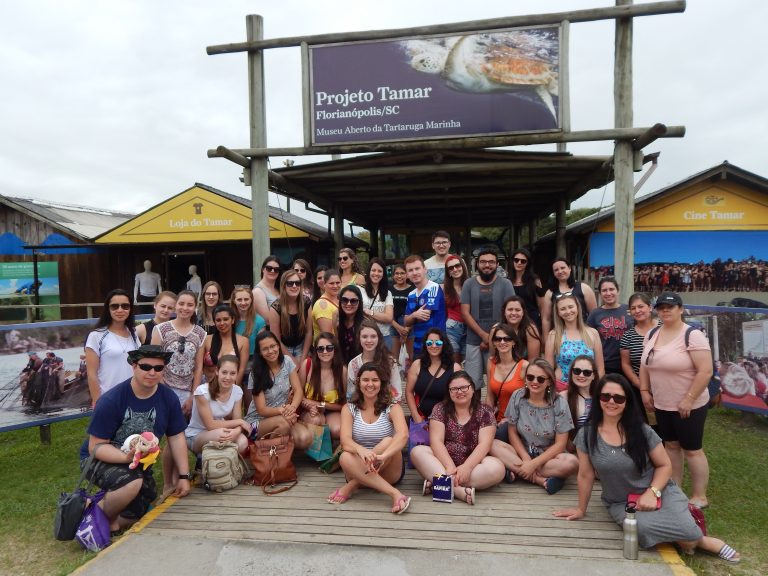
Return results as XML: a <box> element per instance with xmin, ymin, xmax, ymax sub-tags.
<box><xmin>134</xmin><ymin>260</ymin><xmax>162</xmax><ymax>303</ymax></box>
<box><xmin>186</xmin><ymin>265</ymin><xmax>202</xmax><ymax>297</ymax></box>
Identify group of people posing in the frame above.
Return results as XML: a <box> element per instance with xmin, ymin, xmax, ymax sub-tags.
<box><xmin>77</xmin><ymin>233</ymin><xmax>740</xmax><ymax>563</ymax></box>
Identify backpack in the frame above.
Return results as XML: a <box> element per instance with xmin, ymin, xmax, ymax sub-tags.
<box><xmin>201</xmin><ymin>441</ymin><xmax>246</xmax><ymax>492</ymax></box>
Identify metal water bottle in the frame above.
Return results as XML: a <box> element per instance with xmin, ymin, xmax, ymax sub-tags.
<box><xmin>623</xmin><ymin>503</ymin><xmax>639</xmax><ymax>560</ymax></box>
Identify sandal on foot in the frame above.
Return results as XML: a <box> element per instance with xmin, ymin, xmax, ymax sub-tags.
<box><xmin>504</xmin><ymin>469</ymin><xmax>516</xmax><ymax>484</ymax></box>
<box><xmin>327</xmin><ymin>488</ymin><xmax>349</xmax><ymax>504</ymax></box>
<box><xmin>544</xmin><ymin>477</ymin><xmax>565</xmax><ymax>495</ymax></box>
<box><xmin>464</xmin><ymin>487</ymin><xmax>476</xmax><ymax>506</ymax></box>
<box><xmin>422</xmin><ymin>480</ymin><xmax>432</xmax><ymax>496</ymax></box>
<box><xmin>718</xmin><ymin>544</ymin><xmax>740</xmax><ymax>564</ymax></box>
<box><xmin>689</xmin><ymin>499</ymin><xmax>709</xmax><ymax>510</ymax></box>
<box><xmin>392</xmin><ymin>495</ymin><xmax>411</xmax><ymax>514</ymax></box>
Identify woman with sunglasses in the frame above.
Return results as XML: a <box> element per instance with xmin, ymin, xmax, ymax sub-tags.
<box><xmin>312</xmin><ymin>265</ymin><xmax>328</xmax><ymax>304</ymax></box>
<box><xmin>587</xmin><ymin>277</ymin><xmax>633</xmax><ymax>375</ymax></box>
<box><xmin>291</xmin><ymin>258</ymin><xmax>314</xmax><ymax>300</ymax></box>
<box><xmin>298</xmin><ymin>332</ymin><xmax>346</xmax><ymax>438</ymax></box>
<box><xmin>620</xmin><ymin>293</ymin><xmax>659</xmax><ymax>425</ymax></box>
<box><xmin>639</xmin><ymin>292</ymin><xmax>712</xmax><ymax>510</ymax></box>
<box><xmin>406</xmin><ymin>329</ymin><xmax>461</xmax><ymax>423</ymax></box>
<box><xmin>312</xmin><ymin>269</ymin><xmax>341</xmax><ymax>339</ymax></box>
<box><xmin>554</xmin><ymin>374</ymin><xmax>740</xmax><ymax>565</ymax></box>
<box><xmin>196</xmin><ymin>281</ymin><xmax>224</xmax><ymax>335</ymax></box>
<box><xmin>338</xmin><ymin>285</ymin><xmax>365</xmax><ymax>364</ymax></box>
<box><xmin>85</xmin><ymin>289</ymin><xmax>140</xmax><ymax>405</ymax></box>
<box><xmin>329</xmin><ymin>362</ymin><xmax>410</xmax><ymax>513</ymax></box>
<box><xmin>491</xmin><ymin>295</ymin><xmax>542</xmax><ymax>360</ymax></box>
<box><xmin>411</xmin><ymin>371</ymin><xmax>505</xmax><ymax>505</ymax></box>
<box><xmin>561</xmin><ymin>355</ymin><xmax>598</xmax><ymax>448</ymax></box>
<box><xmin>490</xmin><ymin>358</ymin><xmax>578</xmax><ymax>493</ymax></box>
<box><xmin>347</xmin><ymin>319</ymin><xmax>402</xmax><ymax>403</ymax></box>
<box><xmin>269</xmin><ymin>271</ymin><xmax>313</xmax><ymax>365</ymax></box>
<box><xmin>485</xmin><ymin>324</ymin><xmax>527</xmax><ymax>437</ymax></box>
<box><xmin>509</xmin><ymin>248</ymin><xmax>546</xmax><ymax>330</ymax></box>
<box><xmin>541</xmin><ymin>257</ymin><xmax>597</xmax><ymax>337</ymax></box>
<box><xmin>338</xmin><ymin>248</ymin><xmax>365</xmax><ymax>287</ymax></box>
<box><xmin>135</xmin><ymin>291</ymin><xmax>177</xmax><ymax>346</ymax></box>
<box><xmin>443</xmin><ymin>255</ymin><xmax>468</xmax><ymax>363</ymax></box>
<box><xmin>197</xmin><ymin>304</ymin><xmax>249</xmax><ymax>387</ymax></box>
<box><xmin>389</xmin><ymin>263</ymin><xmax>414</xmax><ymax>363</ymax></box>
<box><xmin>361</xmin><ymin>257</ymin><xmax>394</xmax><ymax>350</ymax></box>
<box><xmin>252</xmin><ymin>255</ymin><xmax>282</xmax><ymax>325</ymax></box>
<box><xmin>545</xmin><ymin>293</ymin><xmax>604</xmax><ymax>392</ymax></box>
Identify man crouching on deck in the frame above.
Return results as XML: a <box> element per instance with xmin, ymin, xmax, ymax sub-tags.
<box><xmin>78</xmin><ymin>345</ymin><xmax>190</xmax><ymax>532</ymax></box>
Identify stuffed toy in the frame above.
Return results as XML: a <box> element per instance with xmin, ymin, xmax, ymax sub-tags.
<box><xmin>121</xmin><ymin>431</ymin><xmax>161</xmax><ymax>470</ymax></box>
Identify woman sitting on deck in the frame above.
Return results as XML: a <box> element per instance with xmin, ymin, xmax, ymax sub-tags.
<box><xmin>328</xmin><ymin>362</ymin><xmax>410</xmax><ymax>514</ymax></box>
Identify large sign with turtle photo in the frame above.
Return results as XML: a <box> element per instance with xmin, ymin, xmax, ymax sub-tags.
<box><xmin>306</xmin><ymin>25</ymin><xmax>562</xmax><ymax>145</ymax></box>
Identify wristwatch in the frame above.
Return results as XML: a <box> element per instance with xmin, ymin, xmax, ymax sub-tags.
<box><xmin>649</xmin><ymin>485</ymin><xmax>662</xmax><ymax>498</ymax></box>
<box><xmin>178</xmin><ymin>473</ymin><xmax>191</xmax><ymax>480</ymax></box>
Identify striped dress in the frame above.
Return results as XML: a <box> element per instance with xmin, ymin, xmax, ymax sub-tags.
<box><xmin>348</xmin><ymin>404</ymin><xmax>394</xmax><ymax>449</ymax></box>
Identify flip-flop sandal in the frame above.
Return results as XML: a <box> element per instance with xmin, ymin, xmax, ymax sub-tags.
<box><xmin>464</xmin><ymin>487</ymin><xmax>476</xmax><ymax>506</ymax></box>
<box><xmin>689</xmin><ymin>500</ymin><xmax>709</xmax><ymax>510</ymax></box>
<box><xmin>422</xmin><ymin>480</ymin><xmax>432</xmax><ymax>496</ymax></box>
<box><xmin>327</xmin><ymin>488</ymin><xmax>349</xmax><ymax>504</ymax></box>
<box><xmin>504</xmin><ymin>469</ymin><xmax>516</xmax><ymax>484</ymax></box>
<box><xmin>718</xmin><ymin>544</ymin><xmax>740</xmax><ymax>564</ymax></box>
<box><xmin>392</xmin><ymin>495</ymin><xmax>411</xmax><ymax>514</ymax></box>
<box><xmin>544</xmin><ymin>477</ymin><xmax>565</xmax><ymax>495</ymax></box>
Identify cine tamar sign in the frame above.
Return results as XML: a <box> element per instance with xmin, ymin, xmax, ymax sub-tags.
<box><xmin>305</xmin><ymin>25</ymin><xmax>563</xmax><ymax>146</ymax></box>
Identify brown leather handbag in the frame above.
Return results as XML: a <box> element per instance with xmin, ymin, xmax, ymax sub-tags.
<box><xmin>249</xmin><ymin>431</ymin><xmax>298</xmax><ymax>494</ymax></box>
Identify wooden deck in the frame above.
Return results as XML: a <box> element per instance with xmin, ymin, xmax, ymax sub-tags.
<box><xmin>145</xmin><ymin>456</ymin><xmax>663</xmax><ymax>563</ymax></box>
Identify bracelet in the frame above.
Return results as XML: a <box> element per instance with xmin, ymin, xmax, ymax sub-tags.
<box><xmin>640</xmin><ymin>388</ymin><xmax>649</xmax><ymax>392</ymax></box>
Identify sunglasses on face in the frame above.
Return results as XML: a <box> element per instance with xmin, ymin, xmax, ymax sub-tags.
<box><xmin>285</xmin><ymin>280</ymin><xmax>301</xmax><ymax>288</ymax></box>
<box><xmin>137</xmin><ymin>363</ymin><xmax>165</xmax><ymax>373</ymax></box>
<box><xmin>109</xmin><ymin>303</ymin><xmax>131</xmax><ymax>311</ymax></box>
<box><xmin>525</xmin><ymin>374</ymin><xmax>549</xmax><ymax>384</ymax></box>
<box><xmin>447</xmin><ymin>263</ymin><xmax>462</xmax><ymax>271</ymax></box>
<box><xmin>264</xmin><ymin>265</ymin><xmax>280</xmax><ymax>273</ymax></box>
<box><xmin>449</xmin><ymin>384</ymin><xmax>472</xmax><ymax>394</ymax></box>
<box><xmin>177</xmin><ymin>336</ymin><xmax>186</xmax><ymax>354</ymax></box>
<box><xmin>293</xmin><ymin>268</ymin><xmax>306</xmax><ymax>273</ymax></box>
<box><xmin>571</xmin><ymin>367</ymin><xmax>594</xmax><ymax>377</ymax></box>
<box><xmin>337</xmin><ymin>256</ymin><xmax>350</xmax><ymax>262</ymax></box>
<box><xmin>513</xmin><ymin>258</ymin><xmax>528</xmax><ymax>264</ymax></box>
<box><xmin>599</xmin><ymin>392</ymin><xmax>627</xmax><ymax>404</ymax></box>
<box><xmin>492</xmin><ymin>335</ymin><xmax>513</xmax><ymax>343</ymax></box>
<box><xmin>340</xmin><ymin>297</ymin><xmax>359</xmax><ymax>305</ymax></box>
<box><xmin>425</xmin><ymin>339</ymin><xmax>443</xmax><ymax>347</ymax></box>
<box><xmin>316</xmin><ymin>345</ymin><xmax>335</xmax><ymax>353</ymax></box>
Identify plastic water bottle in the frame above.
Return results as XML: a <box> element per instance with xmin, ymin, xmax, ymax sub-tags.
<box><xmin>623</xmin><ymin>503</ymin><xmax>639</xmax><ymax>560</ymax></box>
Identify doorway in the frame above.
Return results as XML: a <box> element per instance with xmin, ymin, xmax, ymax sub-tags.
<box><xmin>165</xmin><ymin>251</ymin><xmax>206</xmax><ymax>294</ymax></box>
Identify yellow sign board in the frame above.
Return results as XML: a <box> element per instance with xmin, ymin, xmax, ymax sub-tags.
<box><xmin>96</xmin><ymin>186</ymin><xmax>309</xmax><ymax>243</ymax></box>
<box><xmin>598</xmin><ymin>181</ymin><xmax>768</xmax><ymax>232</ymax></box>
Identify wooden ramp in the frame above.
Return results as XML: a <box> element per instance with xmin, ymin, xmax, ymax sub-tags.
<box><xmin>145</xmin><ymin>456</ymin><xmax>661</xmax><ymax>562</ymax></box>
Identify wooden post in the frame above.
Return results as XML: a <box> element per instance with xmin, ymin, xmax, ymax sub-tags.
<box><xmin>555</xmin><ymin>196</ymin><xmax>567</xmax><ymax>257</ymax></box>
<box><xmin>247</xmin><ymin>15</ymin><xmax>270</xmax><ymax>284</ymax></box>
<box><xmin>379</xmin><ymin>228</ymin><xmax>386</xmax><ymax>260</ymax></box>
<box><xmin>613</xmin><ymin>0</ymin><xmax>635</xmax><ymax>294</ymax></box>
<box><xmin>333</xmin><ymin>204</ymin><xmax>344</xmax><ymax>257</ymax></box>
<box><xmin>369</xmin><ymin>223</ymin><xmax>379</xmax><ymax>257</ymax></box>
<box><xmin>556</xmin><ymin>19</ymin><xmax>570</xmax><ymax>153</ymax></box>
<box><xmin>465</xmin><ymin>214</ymin><xmax>472</xmax><ymax>268</ymax></box>
<box><xmin>528</xmin><ymin>217</ymin><xmax>537</xmax><ymax>248</ymax></box>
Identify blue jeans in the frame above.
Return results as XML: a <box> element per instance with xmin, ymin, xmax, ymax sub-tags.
<box><xmin>445</xmin><ymin>318</ymin><xmax>466</xmax><ymax>356</ymax></box>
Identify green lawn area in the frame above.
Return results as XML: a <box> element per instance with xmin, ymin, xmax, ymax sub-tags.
<box><xmin>0</xmin><ymin>408</ymin><xmax>765</xmax><ymax>575</ymax></box>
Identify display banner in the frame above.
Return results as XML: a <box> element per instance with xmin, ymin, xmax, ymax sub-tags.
<box><xmin>307</xmin><ymin>26</ymin><xmax>561</xmax><ymax>145</ymax></box>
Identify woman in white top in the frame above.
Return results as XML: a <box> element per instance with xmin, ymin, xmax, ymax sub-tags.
<box><xmin>346</xmin><ymin>319</ymin><xmax>402</xmax><ymax>403</ymax></box>
<box><xmin>85</xmin><ymin>289</ymin><xmax>140</xmax><ymax>406</ymax></box>
<box><xmin>361</xmin><ymin>257</ymin><xmax>394</xmax><ymax>349</ymax></box>
<box><xmin>185</xmin><ymin>355</ymin><xmax>251</xmax><ymax>455</ymax></box>
<box><xmin>328</xmin><ymin>362</ymin><xmax>410</xmax><ymax>514</ymax></box>
<box><xmin>252</xmin><ymin>255</ymin><xmax>281</xmax><ymax>325</ymax></box>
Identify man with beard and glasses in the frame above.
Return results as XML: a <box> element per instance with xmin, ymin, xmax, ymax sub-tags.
<box><xmin>461</xmin><ymin>246</ymin><xmax>515</xmax><ymax>388</ymax></box>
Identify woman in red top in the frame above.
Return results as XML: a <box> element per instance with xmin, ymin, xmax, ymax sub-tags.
<box><xmin>485</xmin><ymin>324</ymin><xmax>527</xmax><ymax>437</ymax></box>
<box><xmin>443</xmin><ymin>255</ymin><xmax>468</xmax><ymax>364</ymax></box>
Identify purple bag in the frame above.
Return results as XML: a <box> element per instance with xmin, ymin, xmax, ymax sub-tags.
<box><xmin>407</xmin><ymin>419</ymin><xmax>430</xmax><ymax>468</ymax></box>
<box><xmin>75</xmin><ymin>490</ymin><xmax>111</xmax><ymax>552</ymax></box>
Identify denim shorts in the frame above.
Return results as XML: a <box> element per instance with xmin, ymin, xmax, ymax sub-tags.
<box><xmin>445</xmin><ymin>318</ymin><xmax>466</xmax><ymax>356</ymax></box>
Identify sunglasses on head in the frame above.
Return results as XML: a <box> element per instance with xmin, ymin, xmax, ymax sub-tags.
<box><xmin>555</xmin><ymin>291</ymin><xmax>574</xmax><ymax>300</ymax></box>
<box><xmin>264</xmin><ymin>265</ymin><xmax>280</xmax><ymax>273</ymax></box>
<box><xmin>109</xmin><ymin>302</ymin><xmax>131</xmax><ymax>311</ymax></box>
<box><xmin>571</xmin><ymin>367</ymin><xmax>594</xmax><ymax>377</ymax></box>
<box><xmin>425</xmin><ymin>339</ymin><xmax>443</xmax><ymax>347</ymax></box>
<box><xmin>137</xmin><ymin>363</ymin><xmax>165</xmax><ymax>373</ymax></box>
<box><xmin>285</xmin><ymin>280</ymin><xmax>301</xmax><ymax>288</ymax></box>
<box><xmin>525</xmin><ymin>374</ymin><xmax>549</xmax><ymax>384</ymax></box>
<box><xmin>599</xmin><ymin>392</ymin><xmax>626</xmax><ymax>404</ymax></box>
<box><xmin>340</xmin><ymin>297</ymin><xmax>359</xmax><ymax>305</ymax></box>
<box><xmin>316</xmin><ymin>344</ymin><xmax>335</xmax><ymax>353</ymax></box>
<box><xmin>513</xmin><ymin>257</ymin><xmax>528</xmax><ymax>264</ymax></box>
<box><xmin>492</xmin><ymin>335</ymin><xmax>513</xmax><ymax>343</ymax></box>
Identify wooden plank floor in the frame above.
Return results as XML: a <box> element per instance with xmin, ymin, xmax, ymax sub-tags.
<box><xmin>146</xmin><ymin>455</ymin><xmax>661</xmax><ymax>562</ymax></box>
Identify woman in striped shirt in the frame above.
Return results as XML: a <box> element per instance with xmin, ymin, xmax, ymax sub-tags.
<box><xmin>619</xmin><ymin>292</ymin><xmax>659</xmax><ymax>424</ymax></box>
<box><xmin>328</xmin><ymin>362</ymin><xmax>410</xmax><ymax>514</ymax></box>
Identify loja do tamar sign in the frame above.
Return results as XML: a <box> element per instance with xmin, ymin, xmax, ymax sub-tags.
<box><xmin>306</xmin><ymin>25</ymin><xmax>563</xmax><ymax>146</ymax></box>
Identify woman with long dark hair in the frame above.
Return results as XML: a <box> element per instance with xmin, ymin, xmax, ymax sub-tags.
<box><xmin>443</xmin><ymin>254</ymin><xmax>468</xmax><ymax>363</ymax></box>
<box><xmin>291</xmin><ymin>258</ymin><xmax>314</xmax><ymax>301</ymax></box>
<box><xmin>298</xmin><ymin>332</ymin><xmax>347</xmax><ymax>438</ymax></box>
<box><xmin>347</xmin><ymin>318</ymin><xmax>402</xmax><ymax>403</ymax></box>
<box><xmin>492</xmin><ymin>295</ymin><xmax>542</xmax><ymax>359</ymax></box>
<box><xmin>338</xmin><ymin>284</ymin><xmax>365</xmax><ymax>364</ymax></box>
<box><xmin>197</xmin><ymin>304</ymin><xmax>249</xmax><ymax>387</ymax></box>
<box><xmin>337</xmin><ymin>247</ymin><xmax>365</xmax><ymax>287</ymax></box>
<box><xmin>561</xmin><ymin>354</ymin><xmax>598</xmax><ymax>437</ymax></box>
<box><xmin>485</xmin><ymin>323</ymin><xmax>527</xmax><ymax>436</ymax></box>
<box><xmin>361</xmin><ymin>257</ymin><xmax>394</xmax><ymax>350</ymax></box>
<box><xmin>541</xmin><ymin>256</ymin><xmax>597</xmax><ymax>337</ymax></box>
<box><xmin>268</xmin><ymin>270</ymin><xmax>313</xmax><ymax>364</ymax></box>
<box><xmin>313</xmin><ymin>265</ymin><xmax>329</xmax><ymax>304</ymax></box>
<box><xmin>405</xmin><ymin>329</ymin><xmax>461</xmax><ymax>422</ymax></box>
<box><xmin>85</xmin><ymin>288</ymin><xmax>140</xmax><ymax>405</ymax></box>
<box><xmin>197</xmin><ymin>281</ymin><xmax>224</xmax><ymax>335</ymax></box>
<box><xmin>252</xmin><ymin>255</ymin><xmax>282</xmax><ymax>324</ymax></box>
<box><xmin>389</xmin><ymin>263</ymin><xmax>413</xmax><ymax>362</ymax></box>
<box><xmin>554</xmin><ymin>374</ymin><xmax>740</xmax><ymax>564</ymax></box>
<box><xmin>508</xmin><ymin>248</ymin><xmax>546</xmax><ymax>329</ymax></box>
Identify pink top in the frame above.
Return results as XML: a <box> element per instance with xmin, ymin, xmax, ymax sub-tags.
<box><xmin>641</xmin><ymin>324</ymin><xmax>710</xmax><ymax>411</ymax></box>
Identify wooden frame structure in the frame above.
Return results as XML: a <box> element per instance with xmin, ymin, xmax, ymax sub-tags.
<box><xmin>207</xmin><ymin>1</ymin><xmax>686</xmax><ymax>291</ymax></box>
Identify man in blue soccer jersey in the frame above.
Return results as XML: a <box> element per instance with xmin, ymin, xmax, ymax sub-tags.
<box><xmin>404</xmin><ymin>255</ymin><xmax>446</xmax><ymax>357</ymax></box>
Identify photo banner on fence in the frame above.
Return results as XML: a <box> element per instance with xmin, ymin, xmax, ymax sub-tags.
<box><xmin>307</xmin><ymin>25</ymin><xmax>562</xmax><ymax>145</ymax></box>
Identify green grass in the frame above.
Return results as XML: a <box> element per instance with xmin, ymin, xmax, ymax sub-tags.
<box><xmin>0</xmin><ymin>408</ymin><xmax>765</xmax><ymax>575</ymax></box>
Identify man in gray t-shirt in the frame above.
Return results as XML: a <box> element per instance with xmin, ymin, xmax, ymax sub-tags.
<box><xmin>461</xmin><ymin>247</ymin><xmax>515</xmax><ymax>387</ymax></box>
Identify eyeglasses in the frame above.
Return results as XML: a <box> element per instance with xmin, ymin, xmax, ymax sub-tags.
<box><xmin>449</xmin><ymin>384</ymin><xmax>472</xmax><ymax>394</ymax></box>
<box><xmin>203</xmin><ymin>291</ymin><xmax>219</xmax><ymax>297</ymax></box>
<box><xmin>337</xmin><ymin>256</ymin><xmax>350</xmax><ymax>262</ymax></box>
<box><xmin>492</xmin><ymin>335</ymin><xmax>513</xmax><ymax>343</ymax></box>
<box><xmin>425</xmin><ymin>339</ymin><xmax>443</xmax><ymax>347</ymax></box>
<box><xmin>293</xmin><ymin>268</ymin><xmax>306</xmax><ymax>273</ymax></box>
<box><xmin>109</xmin><ymin>303</ymin><xmax>131</xmax><ymax>311</ymax></box>
<box><xmin>316</xmin><ymin>345</ymin><xmax>335</xmax><ymax>353</ymax></box>
<box><xmin>137</xmin><ymin>363</ymin><xmax>165</xmax><ymax>373</ymax></box>
<box><xmin>525</xmin><ymin>374</ymin><xmax>549</xmax><ymax>384</ymax></box>
<box><xmin>513</xmin><ymin>258</ymin><xmax>528</xmax><ymax>264</ymax></box>
<box><xmin>599</xmin><ymin>392</ymin><xmax>627</xmax><ymax>404</ymax></box>
<box><xmin>433</xmin><ymin>240</ymin><xmax>449</xmax><ymax>246</ymax></box>
<box><xmin>447</xmin><ymin>263</ymin><xmax>463</xmax><ymax>271</ymax></box>
<box><xmin>571</xmin><ymin>367</ymin><xmax>594</xmax><ymax>377</ymax></box>
<box><xmin>177</xmin><ymin>336</ymin><xmax>186</xmax><ymax>354</ymax></box>
<box><xmin>264</xmin><ymin>265</ymin><xmax>280</xmax><ymax>273</ymax></box>
<box><xmin>340</xmin><ymin>297</ymin><xmax>359</xmax><ymax>305</ymax></box>
<box><xmin>478</xmin><ymin>259</ymin><xmax>497</xmax><ymax>265</ymax></box>
<box><xmin>285</xmin><ymin>280</ymin><xmax>301</xmax><ymax>288</ymax></box>
<box><xmin>555</xmin><ymin>291</ymin><xmax>574</xmax><ymax>300</ymax></box>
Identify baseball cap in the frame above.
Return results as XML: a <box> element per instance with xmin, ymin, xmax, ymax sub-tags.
<box><xmin>655</xmin><ymin>292</ymin><xmax>683</xmax><ymax>308</ymax></box>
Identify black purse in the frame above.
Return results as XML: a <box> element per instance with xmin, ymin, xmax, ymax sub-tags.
<box><xmin>53</xmin><ymin>444</ymin><xmax>105</xmax><ymax>541</ymax></box>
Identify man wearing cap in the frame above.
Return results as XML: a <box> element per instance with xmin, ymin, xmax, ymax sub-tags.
<box><xmin>78</xmin><ymin>345</ymin><xmax>190</xmax><ymax>532</ymax></box>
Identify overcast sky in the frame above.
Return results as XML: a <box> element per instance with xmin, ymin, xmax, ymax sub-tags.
<box><xmin>1</xmin><ymin>0</ymin><xmax>766</xmax><ymax>230</ymax></box>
